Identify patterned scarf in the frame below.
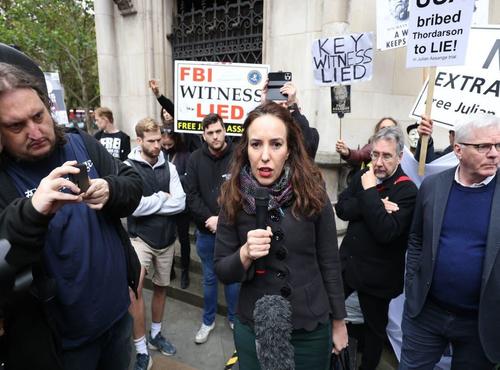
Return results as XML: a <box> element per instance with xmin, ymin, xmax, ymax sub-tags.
<box><xmin>239</xmin><ymin>164</ymin><xmax>294</xmax><ymax>215</ymax></box>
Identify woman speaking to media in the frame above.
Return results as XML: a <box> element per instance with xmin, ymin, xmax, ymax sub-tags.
<box><xmin>214</xmin><ymin>102</ymin><xmax>348</xmax><ymax>369</ymax></box>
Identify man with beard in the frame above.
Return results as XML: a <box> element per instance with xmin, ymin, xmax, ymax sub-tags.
<box><xmin>0</xmin><ymin>62</ymin><xmax>142</xmax><ymax>370</ymax></box>
<box><xmin>185</xmin><ymin>113</ymin><xmax>239</xmax><ymax>344</ymax></box>
<box><xmin>335</xmin><ymin>126</ymin><xmax>417</xmax><ymax>370</ymax></box>
<box><xmin>126</xmin><ymin>118</ymin><xmax>185</xmax><ymax>370</ymax></box>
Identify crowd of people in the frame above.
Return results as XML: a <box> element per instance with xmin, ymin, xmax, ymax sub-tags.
<box><xmin>0</xmin><ymin>49</ymin><xmax>499</xmax><ymax>370</ymax></box>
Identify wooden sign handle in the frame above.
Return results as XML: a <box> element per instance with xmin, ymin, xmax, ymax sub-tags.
<box><xmin>418</xmin><ymin>67</ymin><xmax>436</xmax><ymax>177</ymax></box>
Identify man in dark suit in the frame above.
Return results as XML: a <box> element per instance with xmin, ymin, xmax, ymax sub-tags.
<box><xmin>400</xmin><ymin>115</ymin><xmax>500</xmax><ymax>369</ymax></box>
<box><xmin>336</xmin><ymin>126</ymin><xmax>417</xmax><ymax>370</ymax></box>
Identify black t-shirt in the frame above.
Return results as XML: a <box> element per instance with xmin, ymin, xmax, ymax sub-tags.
<box><xmin>94</xmin><ymin>130</ymin><xmax>131</xmax><ymax>161</ymax></box>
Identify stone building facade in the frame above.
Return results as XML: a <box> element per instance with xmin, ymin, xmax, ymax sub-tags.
<box><xmin>94</xmin><ymin>0</ymin><xmax>499</xmax><ymax>202</ymax></box>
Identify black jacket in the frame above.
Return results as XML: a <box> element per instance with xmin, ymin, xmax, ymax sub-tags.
<box><xmin>335</xmin><ymin>166</ymin><xmax>417</xmax><ymax>298</ymax></box>
<box><xmin>414</xmin><ymin>136</ymin><xmax>453</xmax><ymax>163</ymax></box>
<box><xmin>185</xmin><ymin>141</ymin><xmax>233</xmax><ymax>234</ymax></box>
<box><xmin>156</xmin><ymin>95</ymin><xmax>204</xmax><ymax>153</ymax></box>
<box><xmin>0</xmin><ymin>129</ymin><xmax>142</xmax><ymax>370</ymax></box>
<box><xmin>214</xmin><ymin>199</ymin><xmax>346</xmax><ymax>331</ymax></box>
<box><xmin>291</xmin><ymin>110</ymin><xmax>319</xmax><ymax>160</ymax></box>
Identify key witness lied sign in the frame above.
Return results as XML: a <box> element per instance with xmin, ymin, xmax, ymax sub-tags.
<box><xmin>311</xmin><ymin>32</ymin><xmax>374</xmax><ymax>86</ymax></box>
<box><xmin>174</xmin><ymin>61</ymin><xmax>269</xmax><ymax>136</ymax></box>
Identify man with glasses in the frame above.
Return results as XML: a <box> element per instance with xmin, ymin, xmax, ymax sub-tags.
<box><xmin>336</xmin><ymin>126</ymin><xmax>418</xmax><ymax>370</ymax></box>
<box><xmin>400</xmin><ymin>115</ymin><xmax>500</xmax><ymax>369</ymax></box>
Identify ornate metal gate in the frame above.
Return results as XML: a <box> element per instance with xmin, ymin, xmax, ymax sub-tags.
<box><xmin>169</xmin><ymin>0</ymin><xmax>263</xmax><ymax>63</ymax></box>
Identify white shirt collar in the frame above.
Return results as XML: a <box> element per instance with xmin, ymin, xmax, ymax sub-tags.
<box><xmin>454</xmin><ymin>166</ymin><xmax>496</xmax><ymax>188</ymax></box>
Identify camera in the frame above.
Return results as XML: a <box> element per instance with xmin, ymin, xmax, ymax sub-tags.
<box><xmin>69</xmin><ymin>163</ymin><xmax>90</xmax><ymax>193</ymax></box>
<box><xmin>267</xmin><ymin>71</ymin><xmax>292</xmax><ymax>101</ymax></box>
<box><xmin>0</xmin><ymin>240</ymin><xmax>33</xmax><ymax>296</ymax></box>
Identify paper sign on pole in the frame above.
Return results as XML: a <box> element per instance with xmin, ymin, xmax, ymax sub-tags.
<box><xmin>311</xmin><ymin>32</ymin><xmax>374</xmax><ymax>86</ymax></box>
<box><xmin>376</xmin><ymin>0</ymin><xmax>410</xmax><ymax>50</ymax></box>
<box><xmin>406</xmin><ymin>0</ymin><xmax>474</xmax><ymax>68</ymax></box>
<box><xmin>377</xmin><ymin>0</ymin><xmax>488</xmax><ymax>51</ymax></box>
<box><xmin>44</xmin><ymin>72</ymin><xmax>69</xmax><ymax>125</ymax></box>
<box><xmin>174</xmin><ymin>61</ymin><xmax>269</xmax><ymax>136</ymax></box>
<box><xmin>410</xmin><ymin>26</ymin><xmax>500</xmax><ymax>129</ymax></box>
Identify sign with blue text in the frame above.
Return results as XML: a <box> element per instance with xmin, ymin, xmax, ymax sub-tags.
<box><xmin>174</xmin><ymin>61</ymin><xmax>269</xmax><ymax>136</ymax></box>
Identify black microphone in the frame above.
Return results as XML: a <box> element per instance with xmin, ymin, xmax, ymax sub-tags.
<box><xmin>254</xmin><ymin>295</ymin><xmax>295</xmax><ymax>370</ymax></box>
<box><xmin>254</xmin><ymin>187</ymin><xmax>269</xmax><ymax>275</ymax></box>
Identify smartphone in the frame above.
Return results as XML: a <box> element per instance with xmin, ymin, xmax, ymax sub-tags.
<box><xmin>267</xmin><ymin>71</ymin><xmax>292</xmax><ymax>101</ymax></box>
<box><xmin>69</xmin><ymin>163</ymin><xmax>90</xmax><ymax>193</ymax></box>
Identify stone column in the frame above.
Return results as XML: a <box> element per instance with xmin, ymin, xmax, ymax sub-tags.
<box><xmin>94</xmin><ymin>0</ymin><xmax>120</xmax><ymax>123</ymax></box>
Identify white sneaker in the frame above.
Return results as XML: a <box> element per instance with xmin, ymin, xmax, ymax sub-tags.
<box><xmin>228</xmin><ymin>321</ymin><xmax>234</xmax><ymax>331</ymax></box>
<box><xmin>195</xmin><ymin>322</ymin><xmax>215</xmax><ymax>344</ymax></box>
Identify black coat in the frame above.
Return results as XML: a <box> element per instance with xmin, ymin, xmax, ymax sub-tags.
<box><xmin>214</xmin><ymin>199</ymin><xmax>346</xmax><ymax>331</ymax></box>
<box><xmin>335</xmin><ymin>166</ymin><xmax>417</xmax><ymax>299</ymax></box>
<box><xmin>185</xmin><ymin>141</ymin><xmax>233</xmax><ymax>234</ymax></box>
<box><xmin>0</xmin><ymin>129</ymin><xmax>142</xmax><ymax>370</ymax></box>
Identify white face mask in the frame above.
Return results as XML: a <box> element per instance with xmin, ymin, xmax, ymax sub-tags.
<box><xmin>408</xmin><ymin>129</ymin><xmax>419</xmax><ymax>148</ymax></box>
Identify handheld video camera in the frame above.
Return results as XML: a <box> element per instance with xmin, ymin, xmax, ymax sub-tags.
<box><xmin>0</xmin><ymin>240</ymin><xmax>33</xmax><ymax>296</ymax></box>
<box><xmin>267</xmin><ymin>71</ymin><xmax>292</xmax><ymax>101</ymax></box>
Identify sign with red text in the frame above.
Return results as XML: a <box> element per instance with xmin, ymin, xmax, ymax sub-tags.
<box><xmin>311</xmin><ymin>32</ymin><xmax>374</xmax><ymax>85</ymax></box>
<box><xmin>174</xmin><ymin>61</ymin><xmax>269</xmax><ymax>136</ymax></box>
<box><xmin>406</xmin><ymin>0</ymin><xmax>474</xmax><ymax>68</ymax></box>
<box><xmin>410</xmin><ymin>26</ymin><xmax>500</xmax><ymax>129</ymax></box>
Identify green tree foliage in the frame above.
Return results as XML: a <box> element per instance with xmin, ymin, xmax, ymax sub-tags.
<box><xmin>0</xmin><ymin>0</ymin><xmax>99</xmax><ymax>130</ymax></box>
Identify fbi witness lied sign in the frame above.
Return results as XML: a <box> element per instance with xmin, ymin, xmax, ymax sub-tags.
<box><xmin>311</xmin><ymin>32</ymin><xmax>374</xmax><ymax>85</ymax></box>
<box><xmin>174</xmin><ymin>61</ymin><xmax>269</xmax><ymax>136</ymax></box>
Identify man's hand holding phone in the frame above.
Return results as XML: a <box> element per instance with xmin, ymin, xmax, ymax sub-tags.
<box><xmin>31</xmin><ymin>161</ymin><xmax>83</xmax><ymax>215</ymax></box>
<box><xmin>68</xmin><ymin>162</ymin><xmax>110</xmax><ymax>210</ymax></box>
<box><xmin>82</xmin><ymin>178</ymin><xmax>110</xmax><ymax>210</ymax></box>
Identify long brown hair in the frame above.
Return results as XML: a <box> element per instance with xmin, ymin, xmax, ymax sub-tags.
<box><xmin>219</xmin><ymin>102</ymin><xmax>326</xmax><ymax>223</ymax></box>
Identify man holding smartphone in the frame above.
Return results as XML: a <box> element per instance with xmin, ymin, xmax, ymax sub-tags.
<box><xmin>0</xmin><ymin>62</ymin><xmax>142</xmax><ymax>370</ymax></box>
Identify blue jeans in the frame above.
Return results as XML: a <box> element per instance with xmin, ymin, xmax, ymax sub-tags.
<box><xmin>62</xmin><ymin>312</ymin><xmax>132</xmax><ymax>370</ymax></box>
<box><xmin>399</xmin><ymin>300</ymin><xmax>494</xmax><ymax>370</ymax></box>
<box><xmin>196</xmin><ymin>231</ymin><xmax>239</xmax><ymax>325</ymax></box>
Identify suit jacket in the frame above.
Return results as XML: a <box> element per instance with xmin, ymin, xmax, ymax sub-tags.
<box><xmin>336</xmin><ymin>166</ymin><xmax>418</xmax><ymax>298</ymax></box>
<box><xmin>405</xmin><ymin>167</ymin><xmax>500</xmax><ymax>363</ymax></box>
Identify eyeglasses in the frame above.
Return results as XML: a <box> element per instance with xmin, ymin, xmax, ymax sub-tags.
<box><xmin>370</xmin><ymin>152</ymin><xmax>395</xmax><ymax>162</ymax></box>
<box><xmin>459</xmin><ymin>142</ymin><xmax>500</xmax><ymax>154</ymax></box>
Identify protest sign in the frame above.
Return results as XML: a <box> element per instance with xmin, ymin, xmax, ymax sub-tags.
<box><xmin>377</xmin><ymin>0</ymin><xmax>488</xmax><ymax>51</ymax></box>
<box><xmin>376</xmin><ymin>0</ymin><xmax>409</xmax><ymax>50</ymax></box>
<box><xmin>311</xmin><ymin>32</ymin><xmax>374</xmax><ymax>85</ymax></box>
<box><xmin>410</xmin><ymin>26</ymin><xmax>500</xmax><ymax>130</ymax></box>
<box><xmin>406</xmin><ymin>0</ymin><xmax>474</xmax><ymax>68</ymax></box>
<box><xmin>472</xmin><ymin>0</ymin><xmax>489</xmax><ymax>25</ymax></box>
<box><xmin>44</xmin><ymin>72</ymin><xmax>69</xmax><ymax>125</ymax></box>
<box><xmin>174</xmin><ymin>61</ymin><xmax>269</xmax><ymax>136</ymax></box>
<box><xmin>331</xmin><ymin>85</ymin><xmax>351</xmax><ymax>114</ymax></box>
